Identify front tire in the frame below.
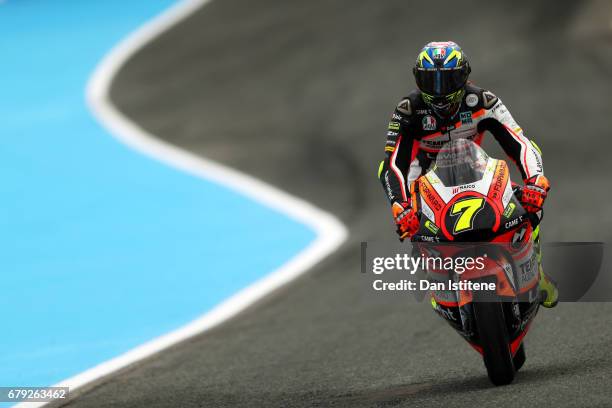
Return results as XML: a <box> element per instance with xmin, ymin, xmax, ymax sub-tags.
<box><xmin>473</xmin><ymin>300</ymin><xmax>515</xmax><ymax>386</ymax></box>
<box><xmin>513</xmin><ymin>343</ymin><xmax>526</xmax><ymax>371</ymax></box>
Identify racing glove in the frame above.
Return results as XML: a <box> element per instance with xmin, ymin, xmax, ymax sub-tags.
<box><xmin>521</xmin><ymin>175</ymin><xmax>550</xmax><ymax>213</ymax></box>
<box><xmin>392</xmin><ymin>201</ymin><xmax>419</xmax><ymax>241</ymax></box>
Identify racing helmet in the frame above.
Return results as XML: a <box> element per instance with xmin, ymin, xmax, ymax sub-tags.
<box><xmin>413</xmin><ymin>41</ymin><xmax>471</xmax><ymax>120</ymax></box>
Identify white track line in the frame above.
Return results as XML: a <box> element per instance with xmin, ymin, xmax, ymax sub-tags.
<box><xmin>17</xmin><ymin>0</ymin><xmax>346</xmax><ymax>406</ymax></box>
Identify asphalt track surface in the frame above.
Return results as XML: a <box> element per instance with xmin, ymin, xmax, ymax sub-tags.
<box><xmin>62</xmin><ymin>1</ymin><xmax>612</xmax><ymax>407</ymax></box>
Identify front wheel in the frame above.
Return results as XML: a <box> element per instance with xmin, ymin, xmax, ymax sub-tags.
<box><xmin>513</xmin><ymin>343</ymin><xmax>526</xmax><ymax>371</ymax></box>
<box><xmin>473</xmin><ymin>301</ymin><xmax>515</xmax><ymax>386</ymax></box>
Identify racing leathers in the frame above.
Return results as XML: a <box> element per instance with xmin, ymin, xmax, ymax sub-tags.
<box><xmin>379</xmin><ymin>83</ymin><xmax>545</xmax><ymax>229</ymax></box>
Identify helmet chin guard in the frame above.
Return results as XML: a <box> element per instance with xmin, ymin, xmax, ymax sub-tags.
<box><xmin>422</xmin><ymin>88</ymin><xmax>465</xmax><ymax>120</ymax></box>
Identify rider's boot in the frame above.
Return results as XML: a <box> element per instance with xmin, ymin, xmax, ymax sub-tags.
<box><xmin>533</xmin><ymin>226</ymin><xmax>559</xmax><ymax>309</ymax></box>
<box><xmin>539</xmin><ymin>265</ymin><xmax>558</xmax><ymax>308</ymax></box>
<box><xmin>533</xmin><ymin>226</ymin><xmax>558</xmax><ymax>308</ymax></box>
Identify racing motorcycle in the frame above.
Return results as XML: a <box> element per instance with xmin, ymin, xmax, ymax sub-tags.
<box><xmin>410</xmin><ymin>139</ymin><xmax>542</xmax><ymax>386</ymax></box>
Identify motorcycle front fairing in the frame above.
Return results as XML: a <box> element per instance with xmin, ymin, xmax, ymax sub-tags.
<box><xmin>409</xmin><ymin>139</ymin><xmax>540</xmax><ymax>359</ymax></box>
<box><xmin>412</xmin><ymin>139</ymin><xmax>527</xmax><ymax>243</ymax></box>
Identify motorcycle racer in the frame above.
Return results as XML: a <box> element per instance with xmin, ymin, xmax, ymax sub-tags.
<box><xmin>378</xmin><ymin>41</ymin><xmax>557</xmax><ymax>307</ymax></box>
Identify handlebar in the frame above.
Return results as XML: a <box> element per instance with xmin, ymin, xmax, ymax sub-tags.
<box><xmin>512</xmin><ymin>184</ymin><xmax>540</xmax><ymax>229</ymax></box>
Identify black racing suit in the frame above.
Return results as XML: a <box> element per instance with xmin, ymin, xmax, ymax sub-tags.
<box><xmin>379</xmin><ymin>83</ymin><xmax>544</xmax><ymax>209</ymax></box>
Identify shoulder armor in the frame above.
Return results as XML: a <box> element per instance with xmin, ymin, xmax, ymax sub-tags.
<box><xmin>482</xmin><ymin>90</ymin><xmax>499</xmax><ymax>109</ymax></box>
<box><xmin>464</xmin><ymin>84</ymin><xmax>499</xmax><ymax>110</ymax></box>
<box><xmin>397</xmin><ymin>98</ymin><xmax>412</xmax><ymax>115</ymax></box>
<box><xmin>463</xmin><ymin>83</ymin><xmax>483</xmax><ymax>109</ymax></box>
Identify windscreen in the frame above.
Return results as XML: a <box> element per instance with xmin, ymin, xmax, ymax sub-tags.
<box><xmin>433</xmin><ymin>139</ymin><xmax>488</xmax><ymax>187</ymax></box>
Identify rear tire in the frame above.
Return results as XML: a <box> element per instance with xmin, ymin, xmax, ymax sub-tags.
<box><xmin>513</xmin><ymin>343</ymin><xmax>526</xmax><ymax>372</ymax></box>
<box><xmin>473</xmin><ymin>300</ymin><xmax>515</xmax><ymax>386</ymax></box>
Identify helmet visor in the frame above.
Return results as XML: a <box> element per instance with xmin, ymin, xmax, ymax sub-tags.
<box><xmin>414</xmin><ymin>66</ymin><xmax>469</xmax><ymax>96</ymax></box>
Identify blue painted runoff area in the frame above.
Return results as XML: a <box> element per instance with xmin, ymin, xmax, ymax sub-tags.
<box><xmin>0</xmin><ymin>0</ymin><xmax>315</xmax><ymax>394</ymax></box>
